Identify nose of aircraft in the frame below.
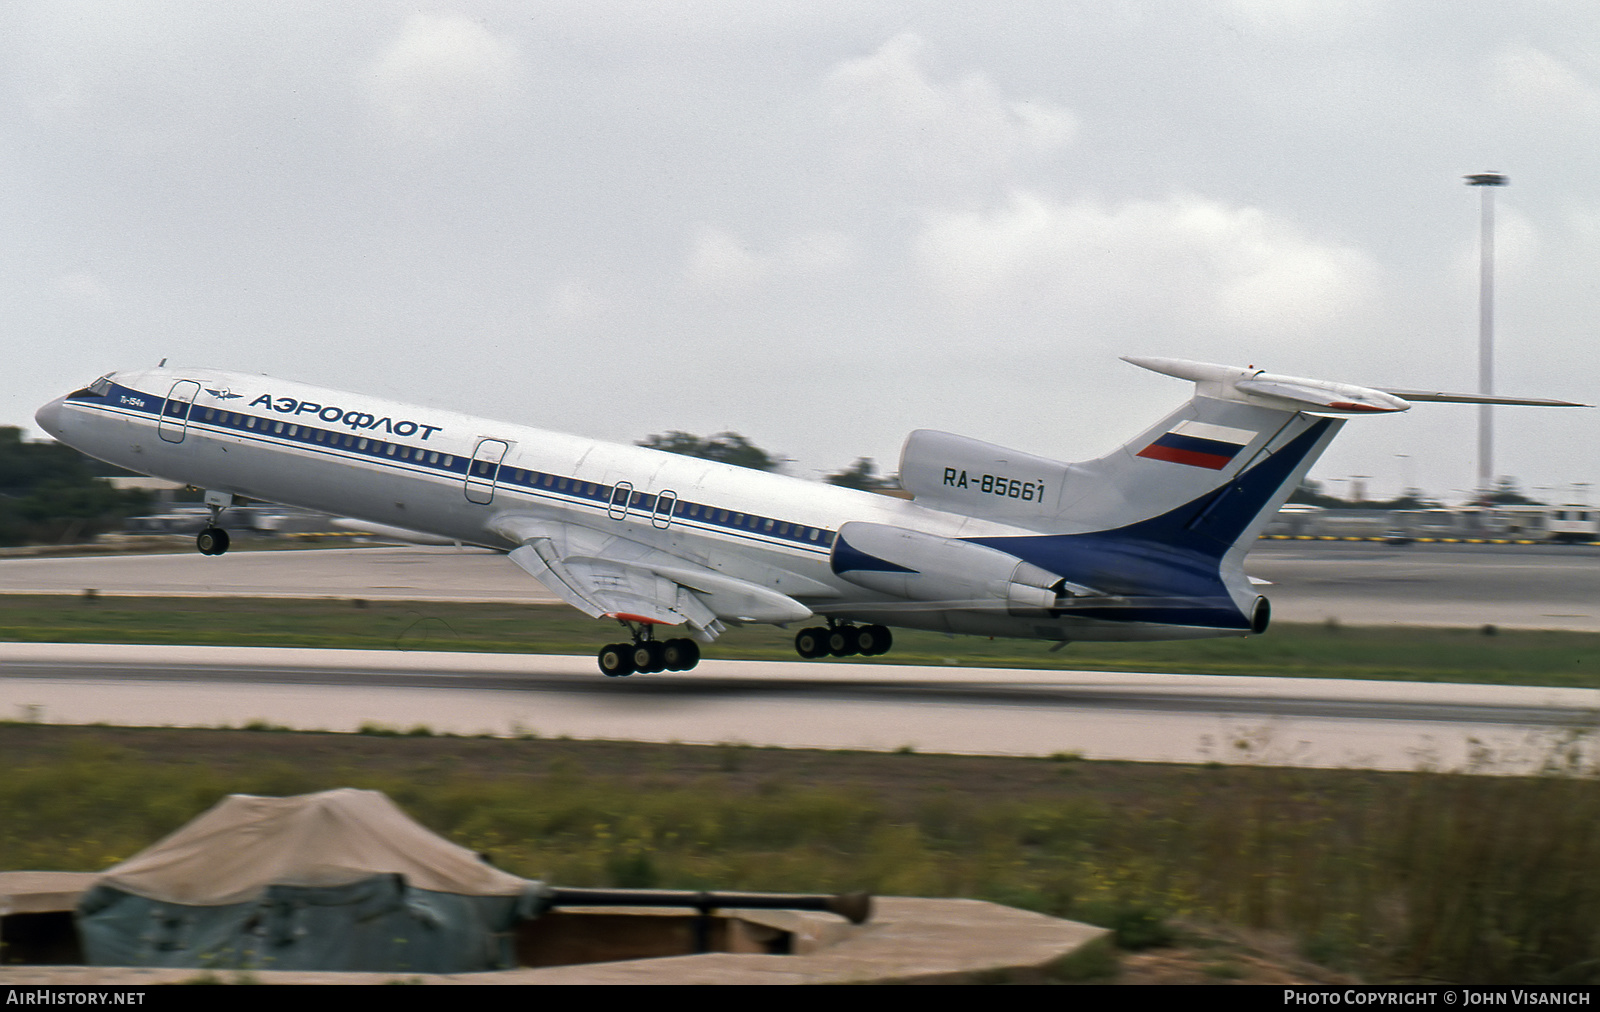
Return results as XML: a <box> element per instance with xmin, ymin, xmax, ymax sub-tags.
<box><xmin>35</xmin><ymin>396</ymin><xmax>67</xmax><ymax>440</ymax></box>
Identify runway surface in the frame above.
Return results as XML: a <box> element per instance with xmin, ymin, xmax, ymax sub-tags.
<box><xmin>1246</xmin><ymin>541</ymin><xmax>1600</xmax><ymax>631</ymax></box>
<box><xmin>4</xmin><ymin>643</ymin><xmax>1595</xmax><ymax>774</ymax></box>
<box><xmin>3</xmin><ymin>540</ymin><xmax>1598</xmax><ymax>629</ymax></box>
<box><xmin>3</xmin><ymin>542</ymin><xmax>1597</xmax><ymax>772</ymax></box>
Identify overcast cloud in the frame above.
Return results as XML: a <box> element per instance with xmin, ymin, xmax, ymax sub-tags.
<box><xmin>4</xmin><ymin>2</ymin><xmax>1596</xmax><ymax>502</ymax></box>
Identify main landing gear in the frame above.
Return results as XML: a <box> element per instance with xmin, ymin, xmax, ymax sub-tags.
<box><xmin>597</xmin><ymin>626</ymin><xmax>702</xmax><ymax>677</ymax></box>
<box><xmin>794</xmin><ymin>621</ymin><xmax>892</xmax><ymax>660</ymax></box>
<box><xmin>196</xmin><ymin>491</ymin><xmax>234</xmax><ymax>556</ymax></box>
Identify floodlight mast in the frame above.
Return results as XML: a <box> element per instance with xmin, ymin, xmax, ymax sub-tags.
<box><xmin>1465</xmin><ymin>171</ymin><xmax>1508</xmax><ymax>500</ymax></box>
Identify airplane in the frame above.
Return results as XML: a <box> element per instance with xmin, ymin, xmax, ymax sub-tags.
<box><xmin>34</xmin><ymin>358</ymin><xmax>1580</xmax><ymax>677</ymax></box>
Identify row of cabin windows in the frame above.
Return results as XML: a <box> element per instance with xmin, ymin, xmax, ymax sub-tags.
<box><xmin>493</xmin><ymin>468</ymin><xmax>833</xmax><ymax>545</ymax></box>
<box><xmin>197</xmin><ymin>407</ymin><xmax>457</xmax><ymax>468</ymax></box>
<box><xmin>185</xmin><ymin>405</ymin><xmax>835</xmax><ymax>547</ymax></box>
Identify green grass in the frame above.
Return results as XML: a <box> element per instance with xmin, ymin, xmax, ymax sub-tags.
<box><xmin>4</xmin><ymin>725</ymin><xmax>1598</xmax><ymax>984</ymax></box>
<box><xmin>2</xmin><ymin>595</ymin><xmax>1599</xmax><ymax>687</ymax></box>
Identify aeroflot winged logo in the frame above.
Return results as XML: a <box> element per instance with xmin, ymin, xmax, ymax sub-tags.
<box><xmin>1136</xmin><ymin>419</ymin><xmax>1256</xmax><ymax>470</ymax></box>
<box><xmin>247</xmin><ymin>393</ymin><xmax>443</xmax><ymax>440</ymax></box>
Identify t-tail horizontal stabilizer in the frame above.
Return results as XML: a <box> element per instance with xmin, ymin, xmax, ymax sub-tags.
<box><xmin>1123</xmin><ymin>356</ymin><xmax>1587</xmax><ymax>411</ymax></box>
<box><xmin>1377</xmin><ymin>389</ymin><xmax>1588</xmax><ymax>407</ymax></box>
<box><xmin>1122</xmin><ymin>357</ymin><xmax>1410</xmax><ymax>413</ymax></box>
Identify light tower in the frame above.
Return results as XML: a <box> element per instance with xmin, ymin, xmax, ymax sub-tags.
<box><xmin>1465</xmin><ymin>171</ymin><xmax>1508</xmax><ymax>500</ymax></box>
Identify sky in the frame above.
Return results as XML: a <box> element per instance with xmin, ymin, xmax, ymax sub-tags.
<box><xmin>4</xmin><ymin>2</ymin><xmax>1597</xmax><ymax>504</ymax></box>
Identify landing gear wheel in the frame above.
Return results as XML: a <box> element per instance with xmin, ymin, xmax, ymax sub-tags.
<box><xmin>631</xmin><ymin>641</ymin><xmax>667</xmax><ymax>674</ymax></box>
<box><xmin>795</xmin><ymin>627</ymin><xmax>828</xmax><ymax>659</ymax></box>
<box><xmin>662</xmin><ymin>638</ymin><xmax>700</xmax><ymax>671</ymax></box>
<box><xmin>827</xmin><ymin>627</ymin><xmax>860</xmax><ymax>658</ymax></box>
<box><xmin>856</xmin><ymin>624</ymin><xmax>893</xmax><ymax>656</ymax></box>
<box><xmin>197</xmin><ymin>527</ymin><xmax>230</xmax><ymax>556</ymax></box>
<box><xmin>598</xmin><ymin>643</ymin><xmax>635</xmax><ymax>677</ymax></box>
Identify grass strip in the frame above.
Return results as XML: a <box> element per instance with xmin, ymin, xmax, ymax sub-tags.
<box><xmin>3</xmin><ymin>725</ymin><xmax>1597</xmax><ymax>984</ymax></box>
<box><xmin>2</xmin><ymin>594</ymin><xmax>1598</xmax><ymax>687</ymax></box>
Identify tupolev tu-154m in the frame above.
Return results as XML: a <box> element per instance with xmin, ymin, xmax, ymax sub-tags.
<box><xmin>35</xmin><ymin>358</ymin><xmax>1579</xmax><ymax>676</ymax></box>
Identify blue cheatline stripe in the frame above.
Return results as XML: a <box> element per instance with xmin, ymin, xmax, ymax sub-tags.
<box><xmin>67</xmin><ymin>384</ymin><xmax>838</xmax><ymax>556</ymax></box>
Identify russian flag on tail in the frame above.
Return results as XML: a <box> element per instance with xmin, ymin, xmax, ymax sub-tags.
<box><xmin>1136</xmin><ymin>419</ymin><xmax>1256</xmax><ymax>470</ymax></box>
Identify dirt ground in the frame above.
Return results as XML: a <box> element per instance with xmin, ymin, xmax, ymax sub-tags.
<box><xmin>1109</xmin><ymin>925</ymin><xmax>1356</xmax><ymax>985</ymax></box>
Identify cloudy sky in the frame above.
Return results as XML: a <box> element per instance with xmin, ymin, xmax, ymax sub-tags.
<box><xmin>4</xmin><ymin>2</ymin><xmax>1596</xmax><ymax>503</ymax></box>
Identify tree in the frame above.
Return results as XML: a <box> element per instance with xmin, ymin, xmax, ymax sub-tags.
<box><xmin>1286</xmin><ymin>478</ymin><xmax>1436</xmax><ymax>511</ymax></box>
<box><xmin>824</xmin><ymin>457</ymin><xmax>900</xmax><ymax>492</ymax></box>
<box><xmin>636</xmin><ymin>431</ymin><xmax>778</xmax><ymax>472</ymax></box>
<box><xmin>1485</xmin><ymin>476</ymin><xmax>1541</xmax><ymax>506</ymax></box>
<box><xmin>1287</xmin><ymin>479</ymin><xmax>1344</xmax><ymax>508</ymax></box>
<box><xmin>0</xmin><ymin>427</ymin><xmax>149</xmax><ymax>546</ymax></box>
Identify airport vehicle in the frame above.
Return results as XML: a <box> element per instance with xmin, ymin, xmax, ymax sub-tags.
<box><xmin>35</xmin><ymin>358</ymin><xmax>1578</xmax><ymax>676</ymax></box>
<box><xmin>1544</xmin><ymin>506</ymin><xmax>1600</xmax><ymax>543</ymax></box>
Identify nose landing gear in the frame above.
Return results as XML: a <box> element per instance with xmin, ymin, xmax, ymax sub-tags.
<box><xmin>196</xmin><ymin>491</ymin><xmax>234</xmax><ymax>556</ymax></box>
<box><xmin>196</xmin><ymin>527</ymin><xmax>231</xmax><ymax>556</ymax></box>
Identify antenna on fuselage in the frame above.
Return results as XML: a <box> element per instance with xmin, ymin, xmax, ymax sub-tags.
<box><xmin>158</xmin><ymin>358</ymin><xmax>167</xmax><ymax>367</ymax></box>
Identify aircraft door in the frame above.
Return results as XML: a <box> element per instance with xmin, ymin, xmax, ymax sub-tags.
<box><xmin>607</xmin><ymin>482</ymin><xmax>633</xmax><ymax>520</ymax></box>
<box><xmin>158</xmin><ymin>380</ymin><xmax>202</xmax><ymax>444</ymax></box>
<box><xmin>652</xmin><ymin>490</ymin><xmax>677</xmax><ymax>528</ymax></box>
<box><xmin>465</xmin><ymin>438</ymin><xmax>510</xmax><ymax>504</ymax></box>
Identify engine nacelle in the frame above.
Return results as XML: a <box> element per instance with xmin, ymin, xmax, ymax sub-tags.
<box><xmin>830</xmin><ymin>521</ymin><xmax>1062</xmax><ymax>614</ymax></box>
<box><xmin>897</xmin><ymin>429</ymin><xmax>1071</xmax><ymax>521</ymax></box>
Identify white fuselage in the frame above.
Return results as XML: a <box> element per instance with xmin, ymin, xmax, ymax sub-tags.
<box><xmin>40</xmin><ymin>367</ymin><xmax>1109</xmax><ymax>639</ymax></box>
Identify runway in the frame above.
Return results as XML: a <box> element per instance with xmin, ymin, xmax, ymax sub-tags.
<box><xmin>3</xmin><ymin>542</ymin><xmax>1597</xmax><ymax>773</ymax></box>
<box><xmin>3</xmin><ymin>643</ymin><xmax>1595</xmax><ymax>774</ymax></box>
<box><xmin>3</xmin><ymin>540</ymin><xmax>1598</xmax><ymax>630</ymax></box>
<box><xmin>1246</xmin><ymin>541</ymin><xmax>1600</xmax><ymax>632</ymax></box>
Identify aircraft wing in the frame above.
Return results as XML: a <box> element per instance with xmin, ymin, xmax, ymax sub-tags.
<box><xmin>488</xmin><ymin>515</ymin><xmax>813</xmax><ymax>642</ymax></box>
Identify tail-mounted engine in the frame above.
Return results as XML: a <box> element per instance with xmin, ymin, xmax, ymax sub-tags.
<box><xmin>830</xmin><ymin>521</ymin><xmax>1074</xmax><ymax>615</ymax></box>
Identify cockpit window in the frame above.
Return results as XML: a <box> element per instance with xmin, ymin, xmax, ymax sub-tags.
<box><xmin>69</xmin><ymin>374</ymin><xmax>116</xmax><ymax>399</ymax></box>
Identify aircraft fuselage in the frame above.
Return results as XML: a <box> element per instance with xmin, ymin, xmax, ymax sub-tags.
<box><xmin>39</xmin><ymin>367</ymin><xmax>1194</xmax><ymax>644</ymax></box>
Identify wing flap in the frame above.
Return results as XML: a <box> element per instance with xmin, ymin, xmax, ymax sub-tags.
<box><xmin>493</xmin><ymin>515</ymin><xmax>810</xmax><ymax>638</ymax></box>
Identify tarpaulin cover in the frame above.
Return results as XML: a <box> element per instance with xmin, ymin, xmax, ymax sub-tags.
<box><xmin>76</xmin><ymin>789</ymin><xmax>542</xmax><ymax>973</ymax></box>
